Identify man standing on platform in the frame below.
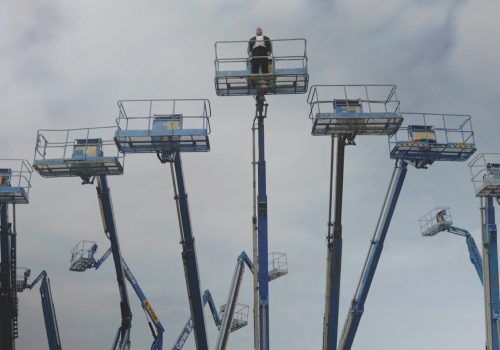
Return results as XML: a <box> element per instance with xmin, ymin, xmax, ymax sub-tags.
<box><xmin>248</xmin><ymin>27</ymin><xmax>272</xmax><ymax>74</ymax></box>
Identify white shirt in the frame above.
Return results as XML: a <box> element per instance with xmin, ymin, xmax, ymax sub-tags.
<box><xmin>254</xmin><ymin>35</ymin><xmax>265</xmax><ymax>48</ymax></box>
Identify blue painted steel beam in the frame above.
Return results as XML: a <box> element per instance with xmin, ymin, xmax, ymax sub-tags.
<box><xmin>173</xmin><ymin>249</ymin><xmax>254</xmax><ymax>350</ymax></box>
<box><xmin>256</xmin><ymin>96</ymin><xmax>270</xmax><ymax>350</ymax></box>
<box><xmin>216</xmin><ymin>251</ymin><xmax>253</xmax><ymax>350</ymax></box>
<box><xmin>204</xmin><ymin>290</ymin><xmax>222</xmax><ymax>327</ymax></box>
<box><xmin>172</xmin><ymin>318</ymin><xmax>194</xmax><ymax>350</ymax></box>
<box><xmin>28</xmin><ymin>271</ymin><xmax>62</xmax><ymax>350</ymax></box>
<box><xmin>465</xmin><ymin>234</ymin><xmax>484</xmax><ymax>284</ymax></box>
<box><xmin>172</xmin><ymin>153</ymin><xmax>209</xmax><ymax>350</ymax></box>
<box><xmin>338</xmin><ymin>160</ymin><xmax>407</xmax><ymax>350</ymax></box>
<box><xmin>90</xmin><ymin>247</ymin><xmax>164</xmax><ymax>349</ymax></box>
<box><xmin>172</xmin><ymin>290</ymin><xmax>220</xmax><ymax>350</ymax></box>
<box><xmin>96</xmin><ymin>175</ymin><xmax>132</xmax><ymax>349</ymax></box>
<box><xmin>448</xmin><ymin>227</ymin><xmax>484</xmax><ymax>284</ymax></box>
<box><xmin>323</xmin><ymin>136</ymin><xmax>345</xmax><ymax>350</ymax></box>
<box><xmin>482</xmin><ymin>196</ymin><xmax>500</xmax><ymax>350</ymax></box>
<box><xmin>0</xmin><ymin>203</ymin><xmax>15</xmax><ymax>350</ymax></box>
<box><xmin>94</xmin><ymin>248</ymin><xmax>112</xmax><ymax>269</ymax></box>
<box><xmin>39</xmin><ymin>277</ymin><xmax>61</xmax><ymax>350</ymax></box>
<box><xmin>239</xmin><ymin>251</ymin><xmax>254</xmax><ymax>272</ymax></box>
<box><xmin>122</xmin><ymin>261</ymin><xmax>164</xmax><ymax>350</ymax></box>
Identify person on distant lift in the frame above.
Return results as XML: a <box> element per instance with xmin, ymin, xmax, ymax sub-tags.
<box><xmin>436</xmin><ymin>210</ymin><xmax>447</xmax><ymax>223</ymax></box>
<box><xmin>248</xmin><ymin>27</ymin><xmax>272</xmax><ymax>74</ymax></box>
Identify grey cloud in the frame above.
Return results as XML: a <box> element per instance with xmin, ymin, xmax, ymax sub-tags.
<box><xmin>1</xmin><ymin>0</ymin><xmax>497</xmax><ymax>349</ymax></box>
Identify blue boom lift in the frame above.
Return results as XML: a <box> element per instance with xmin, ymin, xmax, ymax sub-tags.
<box><xmin>17</xmin><ymin>268</ymin><xmax>62</xmax><ymax>350</ymax></box>
<box><xmin>215</xmin><ymin>252</ymin><xmax>253</xmax><ymax>350</ymax></box>
<box><xmin>172</xmin><ymin>251</ymin><xmax>285</xmax><ymax>350</ymax></box>
<box><xmin>114</xmin><ymin>99</ymin><xmax>212</xmax><ymax>350</ymax></box>
<box><xmin>33</xmin><ymin>127</ymin><xmax>132</xmax><ymax>349</ymax></box>
<box><xmin>335</xmin><ymin>113</ymin><xmax>476</xmax><ymax>349</ymax></box>
<box><xmin>215</xmin><ymin>38</ymin><xmax>308</xmax><ymax>350</ymax></box>
<box><xmin>307</xmin><ymin>85</ymin><xmax>403</xmax><ymax>350</ymax></box>
<box><xmin>470</xmin><ymin>153</ymin><xmax>500</xmax><ymax>350</ymax></box>
<box><xmin>307</xmin><ymin>99</ymin><xmax>477</xmax><ymax>349</ymax></box>
<box><xmin>69</xmin><ymin>240</ymin><xmax>164</xmax><ymax>350</ymax></box>
<box><xmin>172</xmin><ymin>289</ymin><xmax>223</xmax><ymax>350</ymax></box>
<box><xmin>172</xmin><ymin>289</ymin><xmax>248</xmax><ymax>350</ymax></box>
<box><xmin>419</xmin><ymin>206</ymin><xmax>483</xmax><ymax>283</ymax></box>
<box><xmin>0</xmin><ymin>159</ymin><xmax>33</xmax><ymax>350</ymax></box>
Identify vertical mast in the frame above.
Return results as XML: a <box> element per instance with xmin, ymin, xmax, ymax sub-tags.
<box><xmin>256</xmin><ymin>94</ymin><xmax>270</xmax><ymax>350</ymax></box>
<box><xmin>323</xmin><ymin>135</ymin><xmax>346</xmax><ymax>350</ymax></box>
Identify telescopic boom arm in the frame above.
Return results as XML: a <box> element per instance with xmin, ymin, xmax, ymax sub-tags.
<box><xmin>447</xmin><ymin>226</ymin><xmax>484</xmax><ymax>283</ymax></box>
<box><xmin>172</xmin><ymin>290</ymin><xmax>221</xmax><ymax>350</ymax></box>
<box><xmin>338</xmin><ymin>160</ymin><xmax>408</xmax><ymax>350</ymax></box>
<box><xmin>90</xmin><ymin>247</ymin><xmax>165</xmax><ymax>350</ymax></box>
<box><xmin>96</xmin><ymin>175</ymin><xmax>132</xmax><ymax>350</ymax></box>
<box><xmin>174</xmin><ymin>252</ymin><xmax>254</xmax><ymax>350</ymax></box>
<box><xmin>216</xmin><ymin>252</ymin><xmax>254</xmax><ymax>350</ymax></box>
<box><xmin>27</xmin><ymin>271</ymin><xmax>62</xmax><ymax>350</ymax></box>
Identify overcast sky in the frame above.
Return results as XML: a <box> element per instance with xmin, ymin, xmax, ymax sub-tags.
<box><xmin>2</xmin><ymin>0</ymin><xmax>500</xmax><ymax>349</ymax></box>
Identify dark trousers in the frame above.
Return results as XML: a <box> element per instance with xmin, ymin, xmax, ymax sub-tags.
<box><xmin>251</xmin><ymin>46</ymin><xmax>269</xmax><ymax>74</ymax></box>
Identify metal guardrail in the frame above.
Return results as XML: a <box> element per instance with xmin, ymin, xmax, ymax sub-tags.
<box><xmin>33</xmin><ymin>126</ymin><xmax>124</xmax><ymax>178</ymax></box>
<box><xmin>389</xmin><ymin>112</ymin><xmax>476</xmax><ymax>165</ymax></box>
<box><xmin>214</xmin><ymin>39</ymin><xmax>308</xmax><ymax>96</ymax></box>
<box><xmin>418</xmin><ymin>206</ymin><xmax>453</xmax><ymax>237</ymax></box>
<box><xmin>307</xmin><ymin>84</ymin><xmax>400</xmax><ymax>118</ymax></box>
<box><xmin>114</xmin><ymin>99</ymin><xmax>212</xmax><ymax>154</ymax></box>
<box><xmin>116</xmin><ymin>99</ymin><xmax>211</xmax><ymax>135</ymax></box>
<box><xmin>0</xmin><ymin>159</ymin><xmax>33</xmax><ymax>204</ymax></box>
<box><xmin>469</xmin><ymin>153</ymin><xmax>500</xmax><ymax>197</ymax></box>
<box><xmin>215</xmin><ymin>38</ymin><xmax>307</xmax><ymax>74</ymax></box>
<box><xmin>307</xmin><ymin>84</ymin><xmax>402</xmax><ymax>136</ymax></box>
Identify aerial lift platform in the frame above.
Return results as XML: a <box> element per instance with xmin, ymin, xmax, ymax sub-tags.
<box><xmin>336</xmin><ymin>112</ymin><xmax>476</xmax><ymax>350</ymax></box>
<box><xmin>469</xmin><ymin>153</ymin><xmax>500</xmax><ymax>350</ymax></box>
<box><xmin>69</xmin><ymin>240</ymin><xmax>164</xmax><ymax>350</ymax></box>
<box><xmin>390</xmin><ymin>113</ymin><xmax>476</xmax><ymax>167</ymax></box>
<box><xmin>113</xmin><ymin>99</ymin><xmax>211</xmax><ymax>350</ymax></box>
<box><xmin>419</xmin><ymin>206</ymin><xmax>483</xmax><ymax>283</ymax></box>
<box><xmin>214</xmin><ymin>38</ymin><xmax>306</xmax><ymax>350</ymax></box>
<box><xmin>307</xmin><ymin>84</ymin><xmax>403</xmax><ymax>350</ymax></box>
<box><xmin>0</xmin><ymin>159</ymin><xmax>33</xmax><ymax>350</ymax></box>
<box><xmin>214</xmin><ymin>39</ymin><xmax>308</xmax><ymax>96</ymax></box>
<box><xmin>33</xmin><ymin>127</ymin><xmax>132</xmax><ymax>349</ymax></box>
<box><xmin>33</xmin><ymin>128</ymin><xmax>123</xmax><ymax>179</ymax></box>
